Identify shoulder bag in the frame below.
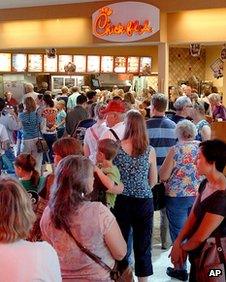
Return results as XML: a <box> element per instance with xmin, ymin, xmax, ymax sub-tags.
<box><xmin>152</xmin><ymin>182</ymin><xmax>165</xmax><ymax>211</ymax></box>
<box><xmin>64</xmin><ymin>226</ymin><xmax>134</xmax><ymax>282</ymax></box>
<box><xmin>35</xmin><ymin>114</ymin><xmax>48</xmax><ymax>153</ymax></box>
<box><xmin>193</xmin><ymin>236</ymin><xmax>226</xmax><ymax>282</ymax></box>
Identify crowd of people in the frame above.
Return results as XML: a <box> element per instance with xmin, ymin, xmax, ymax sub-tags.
<box><xmin>0</xmin><ymin>81</ymin><xmax>225</xmax><ymax>282</ymax></box>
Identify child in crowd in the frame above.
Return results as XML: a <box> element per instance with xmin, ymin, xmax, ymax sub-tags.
<box><xmin>94</xmin><ymin>138</ymin><xmax>123</xmax><ymax>209</ymax></box>
<box><xmin>14</xmin><ymin>153</ymin><xmax>45</xmax><ymax>194</ymax></box>
<box><xmin>56</xmin><ymin>100</ymin><xmax>66</xmax><ymax>138</ymax></box>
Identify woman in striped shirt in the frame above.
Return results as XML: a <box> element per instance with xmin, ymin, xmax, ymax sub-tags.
<box><xmin>19</xmin><ymin>97</ymin><xmax>43</xmax><ymax>173</ymax></box>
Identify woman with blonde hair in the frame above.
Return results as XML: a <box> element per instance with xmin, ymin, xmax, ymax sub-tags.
<box><xmin>208</xmin><ymin>93</ymin><xmax>226</xmax><ymax>120</ymax></box>
<box><xmin>191</xmin><ymin>102</ymin><xmax>211</xmax><ymax>141</ymax></box>
<box><xmin>40</xmin><ymin>155</ymin><xmax>126</xmax><ymax>281</ymax></box>
<box><xmin>0</xmin><ymin>178</ymin><xmax>61</xmax><ymax>281</ymax></box>
<box><xmin>19</xmin><ymin>97</ymin><xmax>43</xmax><ymax>172</ymax></box>
<box><xmin>113</xmin><ymin>110</ymin><xmax>158</xmax><ymax>282</ymax></box>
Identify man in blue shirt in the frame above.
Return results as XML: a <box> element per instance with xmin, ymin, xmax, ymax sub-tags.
<box><xmin>146</xmin><ymin>93</ymin><xmax>177</xmax><ymax>250</ymax></box>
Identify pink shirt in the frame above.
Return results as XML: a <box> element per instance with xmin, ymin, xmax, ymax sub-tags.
<box><xmin>40</xmin><ymin>201</ymin><xmax>115</xmax><ymax>281</ymax></box>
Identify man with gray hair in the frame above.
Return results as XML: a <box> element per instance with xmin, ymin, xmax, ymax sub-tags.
<box><xmin>147</xmin><ymin>93</ymin><xmax>177</xmax><ymax>250</ymax></box>
<box><xmin>171</xmin><ymin>96</ymin><xmax>193</xmax><ymax>124</ymax></box>
<box><xmin>23</xmin><ymin>83</ymin><xmax>38</xmax><ymax>103</ymax></box>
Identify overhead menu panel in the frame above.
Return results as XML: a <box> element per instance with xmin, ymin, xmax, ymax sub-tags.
<box><xmin>0</xmin><ymin>53</ymin><xmax>11</xmax><ymax>72</ymax></box>
<box><xmin>12</xmin><ymin>54</ymin><xmax>27</xmax><ymax>72</ymax></box>
<box><xmin>28</xmin><ymin>54</ymin><xmax>42</xmax><ymax>72</ymax></box>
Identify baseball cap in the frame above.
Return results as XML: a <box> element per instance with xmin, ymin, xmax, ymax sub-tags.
<box><xmin>100</xmin><ymin>100</ymin><xmax>125</xmax><ymax>114</ymax></box>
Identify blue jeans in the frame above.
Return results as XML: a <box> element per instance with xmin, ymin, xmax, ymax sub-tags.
<box><xmin>43</xmin><ymin>133</ymin><xmax>57</xmax><ymax>163</ymax></box>
<box><xmin>166</xmin><ymin>196</ymin><xmax>196</xmax><ymax>270</ymax></box>
<box><xmin>114</xmin><ymin>195</ymin><xmax>154</xmax><ymax>277</ymax></box>
<box><xmin>57</xmin><ymin>127</ymin><xmax>65</xmax><ymax>139</ymax></box>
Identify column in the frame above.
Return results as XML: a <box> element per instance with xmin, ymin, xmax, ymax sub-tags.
<box><xmin>158</xmin><ymin>43</ymin><xmax>169</xmax><ymax>96</ymax></box>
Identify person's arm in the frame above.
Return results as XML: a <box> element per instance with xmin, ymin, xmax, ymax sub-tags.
<box><xmin>182</xmin><ymin>213</ymin><xmax>224</xmax><ymax>251</ymax></box>
<box><xmin>0</xmin><ymin>124</ymin><xmax>9</xmax><ymax>150</ymax></box>
<box><xmin>200</xmin><ymin>125</ymin><xmax>211</xmax><ymax>141</ymax></box>
<box><xmin>148</xmin><ymin>147</ymin><xmax>158</xmax><ymax>187</ymax></box>
<box><xmin>104</xmin><ymin>219</ymin><xmax>127</xmax><ymax>260</ymax></box>
<box><xmin>95</xmin><ymin>166</ymin><xmax>124</xmax><ymax>194</ymax></box>
<box><xmin>159</xmin><ymin>147</ymin><xmax>175</xmax><ymax>182</ymax></box>
<box><xmin>83</xmin><ymin>143</ymin><xmax>91</xmax><ymax>157</ymax></box>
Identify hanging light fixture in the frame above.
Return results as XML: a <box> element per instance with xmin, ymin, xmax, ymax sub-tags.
<box><xmin>46</xmin><ymin>48</ymin><xmax>57</xmax><ymax>58</ymax></box>
<box><xmin>64</xmin><ymin>62</ymin><xmax>76</xmax><ymax>74</ymax></box>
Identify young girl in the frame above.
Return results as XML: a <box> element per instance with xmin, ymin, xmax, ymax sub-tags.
<box><xmin>56</xmin><ymin>100</ymin><xmax>66</xmax><ymax>139</ymax></box>
<box><xmin>14</xmin><ymin>153</ymin><xmax>45</xmax><ymax>193</ymax></box>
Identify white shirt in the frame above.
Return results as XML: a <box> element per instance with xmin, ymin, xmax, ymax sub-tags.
<box><xmin>0</xmin><ymin>112</ymin><xmax>21</xmax><ymax>144</ymax></box>
<box><xmin>100</xmin><ymin>121</ymin><xmax>125</xmax><ymax>141</ymax></box>
<box><xmin>0</xmin><ymin>123</ymin><xmax>9</xmax><ymax>155</ymax></box>
<box><xmin>84</xmin><ymin>121</ymin><xmax>108</xmax><ymax>164</ymax></box>
<box><xmin>0</xmin><ymin>240</ymin><xmax>61</xmax><ymax>282</ymax></box>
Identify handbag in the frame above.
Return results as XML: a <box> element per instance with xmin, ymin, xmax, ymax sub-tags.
<box><xmin>152</xmin><ymin>182</ymin><xmax>165</xmax><ymax>211</ymax></box>
<box><xmin>64</xmin><ymin>226</ymin><xmax>134</xmax><ymax>282</ymax></box>
<box><xmin>193</xmin><ymin>236</ymin><xmax>226</xmax><ymax>282</ymax></box>
<box><xmin>36</xmin><ymin>138</ymin><xmax>48</xmax><ymax>153</ymax></box>
<box><xmin>35</xmin><ymin>113</ymin><xmax>48</xmax><ymax>153</ymax></box>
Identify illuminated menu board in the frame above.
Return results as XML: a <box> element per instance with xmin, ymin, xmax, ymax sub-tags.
<box><xmin>28</xmin><ymin>54</ymin><xmax>43</xmax><ymax>72</ymax></box>
<box><xmin>0</xmin><ymin>53</ymin><xmax>11</xmax><ymax>72</ymax></box>
<box><xmin>114</xmin><ymin>56</ymin><xmax>126</xmax><ymax>73</ymax></box>
<box><xmin>12</xmin><ymin>54</ymin><xmax>27</xmax><ymax>72</ymax></box>
<box><xmin>73</xmin><ymin>55</ymin><xmax>86</xmax><ymax>73</ymax></box>
<box><xmin>127</xmin><ymin>57</ymin><xmax>139</xmax><ymax>73</ymax></box>
<box><xmin>101</xmin><ymin>56</ymin><xmax>114</xmax><ymax>73</ymax></box>
<box><xmin>59</xmin><ymin>55</ymin><xmax>72</xmax><ymax>72</ymax></box>
<box><xmin>87</xmin><ymin>56</ymin><xmax>100</xmax><ymax>73</ymax></box>
<box><xmin>140</xmin><ymin>57</ymin><xmax>152</xmax><ymax>75</ymax></box>
<box><xmin>44</xmin><ymin>55</ymin><xmax>57</xmax><ymax>72</ymax></box>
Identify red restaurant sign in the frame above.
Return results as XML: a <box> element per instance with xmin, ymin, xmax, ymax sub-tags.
<box><xmin>92</xmin><ymin>2</ymin><xmax>160</xmax><ymax>42</ymax></box>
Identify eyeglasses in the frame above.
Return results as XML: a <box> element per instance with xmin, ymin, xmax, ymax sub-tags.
<box><xmin>186</xmin><ymin>105</ymin><xmax>193</xmax><ymax>108</ymax></box>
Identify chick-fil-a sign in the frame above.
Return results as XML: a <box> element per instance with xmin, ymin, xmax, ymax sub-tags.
<box><xmin>92</xmin><ymin>2</ymin><xmax>159</xmax><ymax>42</ymax></box>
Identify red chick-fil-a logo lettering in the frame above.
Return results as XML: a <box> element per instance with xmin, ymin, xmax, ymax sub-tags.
<box><xmin>94</xmin><ymin>7</ymin><xmax>152</xmax><ymax>37</ymax></box>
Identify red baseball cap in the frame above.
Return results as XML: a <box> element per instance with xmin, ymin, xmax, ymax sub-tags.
<box><xmin>101</xmin><ymin>100</ymin><xmax>125</xmax><ymax>114</ymax></box>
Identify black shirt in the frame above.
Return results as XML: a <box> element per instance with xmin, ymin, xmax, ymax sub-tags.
<box><xmin>193</xmin><ymin>179</ymin><xmax>226</xmax><ymax>238</ymax></box>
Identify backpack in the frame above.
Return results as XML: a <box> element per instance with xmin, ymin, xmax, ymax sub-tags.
<box><xmin>71</xmin><ymin>118</ymin><xmax>96</xmax><ymax>143</ymax></box>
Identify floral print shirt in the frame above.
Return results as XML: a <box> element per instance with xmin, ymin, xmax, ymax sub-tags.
<box><xmin>165</xmin><ymin>141</ymin><xmax>202</xmax><ymax>197</ymax></box>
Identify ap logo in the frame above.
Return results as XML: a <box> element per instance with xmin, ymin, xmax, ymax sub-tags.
<box><xmin>208</xmin><ymin>269</ymin><xmax>222</xmax><ymax>277</ymax></box>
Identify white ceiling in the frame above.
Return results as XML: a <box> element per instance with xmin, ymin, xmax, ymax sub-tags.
<box><xmin>0</xmin><ymin>0</ymin><xmax>106</xmax><ymax>9</ymax></box>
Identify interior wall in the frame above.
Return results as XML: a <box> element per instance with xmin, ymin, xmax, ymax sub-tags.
<box><xmin>205</xmin><ymin>46</ymin><xmax>223</xmax><ymax>91</ymax></box>
<box><xmin>0</xmin><ymin>18</ymin><xmax>93</xmax><ymax>49</ymax></box>
<box><xmin>169</xmin><ymin>47</ymin><xmax>206</xmax><ymax>86</ymax></box>
<box><xmin>167</xmin><ymin>8</ymin><xmax>226</xmax><ymax>43</ymax></box>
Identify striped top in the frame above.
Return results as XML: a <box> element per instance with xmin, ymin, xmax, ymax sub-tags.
<box><xmin>19</xmin><ymin>111</ymin><xmax>42</xmax><ymax>140</ymax></box>
<box><xmin>146</xmin><ymin>116</ymin><xmax>176</xmax><ymax>170</ymax></box>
